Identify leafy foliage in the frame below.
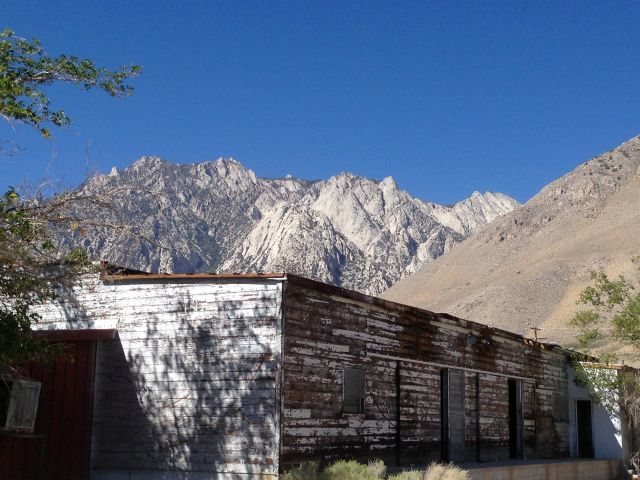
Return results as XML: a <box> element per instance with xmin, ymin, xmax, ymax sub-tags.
<box><xmin>0</xmin><ymin>28</ymin><xmax>140</xmax><ymax>137</ymax></box>
<box><xmin>0</xmin><ymin>188</ymin><xmax>48</xmax><ymax>365</ymax></box>
<box><xmin>0</xmin><ymin>29</ymin><xmax>139</xmax><ymax>367</ymax></box>
<box><xmin>579</xmin><ymin>271</ymin><xmax>632</xmax><ymax>308</ymax></box>
<box><xmin>570</xmin><ymin>267</ymin><xmax>640</xmax><ymax>352</ymax></box>
<box><xmin>0</xmin><ymin>187</ymin><xmax>97</xmax><ymax>366</ymax></box>
<box><xmin>569</xmin><ymin>258</ymin><xmax>640</xmax><ymax>470</ymax></box>
<box><xmin>613</xmin><ymin>294</ymin><xmax>640</xmax><ymax>346</ymax></box>
<box><xmin>281</xmin><ymin>461</ymin><xmax>322</xmax><ymax>480</ymax></box>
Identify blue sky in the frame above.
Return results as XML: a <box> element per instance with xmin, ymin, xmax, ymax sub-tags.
<box><xmin>2</xmin><ymin>1</ymin><xmax>640</xmax><ymax>204</ymax></box>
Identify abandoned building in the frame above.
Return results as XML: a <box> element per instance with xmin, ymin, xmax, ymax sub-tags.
<box><xmin>0</xmin><ymin>267</ymin><xmax>632</xmax><ymax>479</ymax></box>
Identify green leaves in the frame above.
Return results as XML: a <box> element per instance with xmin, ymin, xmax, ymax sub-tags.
<box><xmin>612</xmin><ymin>293</ymin><xmax>640</xmax><ymax>346</ymax></box>
<box><xmin>579</xmin><ymin>271</ymin><xmax>632</xmax><ymax>308</ymax></box>
<box><xmin>1</xmin><ymin>189</ymin><xmax>52</xmax><ymax>366</ymax></box>
<box><xmin>571</xmin><ymin>309</ymin><xmax>600</xmax><ymax>328</ymax></box>
<box><xmin>569</xmin><ymin>260</ymin><xmax>640</xmax><ymax>429</ymax></box>
<box><xmin>0</xmin><ymin>189</ymin><xmax>100</xmax><ymax>366</ymax></box>
<box><xmin>0</xmin><ymin>28</ymin><xmax>141</xmax><ymax>137</ymax></box>
<box><xmin>569</xmin><ymin>310</ymin><xmax>601</xmax><ymax>350</ymax></box>
<box><xmin>570</xmin><ymin>267</ymin><xmax>639</xmax><ymax>352</ymax></box>
<box><xmin>0</xmin><ymin>28</ymin><xmax>139</xmax><ymax>366</ymax></box>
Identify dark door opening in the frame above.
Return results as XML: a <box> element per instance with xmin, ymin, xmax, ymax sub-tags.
<box><xmin>576</xmin><ymin>400</ymin><xmax>594</xmax><ymax>458</ymax></box>
<box><xmin>508</xmin><ymin>379</ymin><xmax>523</xmax><ymax>459</ymax></box>
<box><xmin>441</xmin><ymin>369</ymin><xmax>465</xmax><ymax>462</ymax></box>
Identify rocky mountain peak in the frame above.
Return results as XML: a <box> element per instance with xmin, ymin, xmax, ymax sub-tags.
<box><xmin>379</xmin><ymin>176</ymin><xmax>397</xmax><ymax>187</ymax></box>
<box><xmin>64</xmin><ymin>157</ymin><xmax>519</xmax><ymax>294</ymax></box>
<box><xmin>207</xmin><ymin>157</ymin><xmax>258</xmax><ymax>190</ymax></box>
<box><xmin>130</xmin><ymin>155</ymin><xmax>166</xmax><ymax>169</ymax></box>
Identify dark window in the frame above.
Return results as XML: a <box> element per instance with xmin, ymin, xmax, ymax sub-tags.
<box><xmin>343</xmin><ymin>368</ymin><xmax>365</xmax><ymax>413</ymax></box>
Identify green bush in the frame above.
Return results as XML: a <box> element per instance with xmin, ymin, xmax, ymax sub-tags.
<box><xmin>282</xmin><ymin>461</ymin><xmax>322</xmax><ymax>480</ymax></box>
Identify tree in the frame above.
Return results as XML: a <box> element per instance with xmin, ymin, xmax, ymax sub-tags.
<box><xmin>570</xmin><ymin>257</ymin><xmax>640</xmax><ymax>353</ymax></box>
<box><xmin>570</xmin><ymin>258</ymin><xmax>640</xmax><ymax>470</ymax></box>
<box><xmin>0</xmin><ymin>28</ymin><xmax>140</xmax><ymax>368</ymax></box>
<box><xmin>1</xmin><ymin>28</ymin><xmax>140</xmax><ymax>137</ymax></box>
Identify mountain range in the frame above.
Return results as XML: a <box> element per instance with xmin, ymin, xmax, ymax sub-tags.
<box><xmin>63</xmin><ymin>157</ymin><xmax>518</xmax><ymax>294</ymax></box>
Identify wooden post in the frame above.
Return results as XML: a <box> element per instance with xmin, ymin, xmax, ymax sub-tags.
<box><xmin>476</xmin><ymin>372</ymin><xmax>481</xmax><ymax>462</ymax></box>
<box><xmin>395</xmin><ymin>361</ymin><xmax>401</xmax><ymax>466</ymax></box>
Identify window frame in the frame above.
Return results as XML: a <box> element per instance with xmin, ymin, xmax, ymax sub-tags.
<box><xmin>0</xmin><ymin>376</ymin><xmax>41</xmax><ymax>433</ymax></box>
<box><xmin>342</xmin><ymin>367</ymin><xmax>365</xmax><ymax>414</ymax></box>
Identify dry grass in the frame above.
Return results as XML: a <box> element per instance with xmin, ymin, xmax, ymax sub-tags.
<box><xmin>423</xmin><ymin>463</ymin><xmax>470</xmax><ymax>480</ymax></box>
<box><xmin>323</xmin><ymin>459</ymin><xmax>387</xmax><ymax>480</ymax></box>
<box><xmin>283</xmin><ymin>460</ymin><xmax>469</xmax><ymax>480</ymax></box>
<box><xmin>388</xmin><ymin>463</ymin><xmax>470</xmax><ymax>480</ymax></box>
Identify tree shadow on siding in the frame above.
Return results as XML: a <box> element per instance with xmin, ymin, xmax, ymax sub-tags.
<box><xmin>99</xmin><ymin>283</ymin><xmax>279</xmax><ymax>477</ymax></box>
<box><xmin>37</xmin><ymin>278</ymin><xmax>95</xmax><ymax>331</ymax></box>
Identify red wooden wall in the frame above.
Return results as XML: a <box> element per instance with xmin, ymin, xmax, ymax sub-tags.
<box><xmin>0</xmin><ymin>339</ymin><xmax>96</xmax><ymax>480</ymax></box>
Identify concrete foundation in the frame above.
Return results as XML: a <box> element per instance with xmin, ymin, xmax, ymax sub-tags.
<box><xmin>467</xmin><ymin>458</ymin><xmax>623</xmax><ymax>480</ymax></box>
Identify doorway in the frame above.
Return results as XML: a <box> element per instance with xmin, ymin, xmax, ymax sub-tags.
<box><xmin>441</xmin><ymin>369</ymin><xmax>465</xmax><ymax>462</ymax></box>
<box><xmin>576</xmin><ymin>400</ymin><xmax>594</xmax><ymax>458</ymax></box>
<box><xmin>508</xmin><ymin>379</ymin><xmax>523</xmax><ymax>459</ymax></box>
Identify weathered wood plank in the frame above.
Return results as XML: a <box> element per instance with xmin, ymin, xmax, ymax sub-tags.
<box><xmin>281</xmin><ymin>281</ymin><xmax>570</xmax><ymax>468</ymax></box>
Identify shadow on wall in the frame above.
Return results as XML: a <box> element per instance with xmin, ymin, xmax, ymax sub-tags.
<box><xmin>40</xmin><ymin>277</ymin><xmax>96</xmax><ymax>330</ymax></box>
<box><xmin>92</xmin><ymin>284</ymin><xmax>279</xmax><ymax>477</ymax></box>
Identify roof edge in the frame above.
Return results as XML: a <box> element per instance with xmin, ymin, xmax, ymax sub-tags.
<box><xmin>285</xmin><ymin>274</ymin><xmax>565</xmax><ymax>353</ymax></box>
<box><xmin>97</xmin><ymin>263</ymin><xmax>568</xmax><ymax>354</ymax></box>
<box><xmin>99</xmin><ymin>261</ymin><xmax>286</xmax><ymax>282</ymax></box>
<box><xmin>101</xmin><ymin>272</ymin><xmax>287</xmax><ymax>282</ymax></box>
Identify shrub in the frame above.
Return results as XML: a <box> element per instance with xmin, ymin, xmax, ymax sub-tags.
<box><xmin>282</xmin><ymin>461</ymin><xmax>322</xmax><ymax>480</ymax></box>
<box><xmin>282</xmin><ymin>459</ymin><xmax>469</xmax><ymax>480</ymax></box>
<box><xmin>323</xmin><ymin>459</ymin><xmax>385</xmax><ymax>480</ymax></box>
<box><xmin>389</xmin><ymin>463</ymin><xmax>470</xmax><ymax>480</ymax></box>
<box><xmin>388</xmin><ymin>471</ymin><xmax>423</xmax><ymax>480</ymax></box>
<box><xmin>423</xmin><ymin>462</ymin><xmax>470</xmax><ymax>480</ymax></box>
<box><xmin>366</xmin><ymin>459</ymin><xmax>387</xmax><ymax>479</ymax></box>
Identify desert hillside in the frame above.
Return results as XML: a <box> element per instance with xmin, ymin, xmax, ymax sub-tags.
<box><xmin>383</xmin><ymin>135</ymin><xmax>640</xmax><ymax>346</ymax></box>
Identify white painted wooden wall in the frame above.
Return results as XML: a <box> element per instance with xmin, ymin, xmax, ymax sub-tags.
<box><xmin>35</xmin><ymin>275</ymin><xmax>284</xmax><ymax>479</ymax></box>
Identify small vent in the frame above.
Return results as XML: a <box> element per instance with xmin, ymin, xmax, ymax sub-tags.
<box><xmin>1</xmin><ymin>378</ymin><xmax>42</xmax><ymax>433</ymax></box>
